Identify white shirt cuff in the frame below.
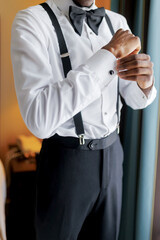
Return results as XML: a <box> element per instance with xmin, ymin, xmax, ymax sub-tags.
<box><xmin>85</xmin><ymin>49</ymin><xmax>117</xmax><ymax>89</ymax></box>
<box><xmin>125</xmin><ymin>80</ymin><xmax>157</xmax><ymax>109</ymax></box>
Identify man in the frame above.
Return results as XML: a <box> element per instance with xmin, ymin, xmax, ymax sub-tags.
<box><xmin>11</xmin><ymin>0</ymin><xmax>157</xmax><ymax>239</ymax></box>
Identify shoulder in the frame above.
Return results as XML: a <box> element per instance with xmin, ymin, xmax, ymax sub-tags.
<box><xmin>104</xmin><ymin>9</ymin><xmax>130</xmax><ymax>31</ymax></box>
<box><xmin>13</xmin><ymin>4</ymin><xmax>44</xmax><ymax>21</ymax></box>
<box><xmin>12</xmin><ymin>3</ymin><xmax>50</xmax><ymax>31</ymax></box>
<box><xmin>11</xmin><ymin>4</ymin><xmax>51</xmax><ymax>41</ymax></box>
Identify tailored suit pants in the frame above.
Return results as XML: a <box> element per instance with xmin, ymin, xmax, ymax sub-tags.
<box><xmin>35</xmin><ymin>134</ymin><xmax>124</xmax><ymax>240</ymax></box>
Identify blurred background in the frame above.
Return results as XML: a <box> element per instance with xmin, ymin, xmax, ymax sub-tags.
<box><xmin>0</xmin><ymin>0</ymin><xmax>160</xmax><ymax>240</ymax></box>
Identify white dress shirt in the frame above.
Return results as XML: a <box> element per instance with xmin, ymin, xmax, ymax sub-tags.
<box><xmin>11</xmin><ymin>0</ymin><xmax>157</xmax><ymax>139</ymax></box>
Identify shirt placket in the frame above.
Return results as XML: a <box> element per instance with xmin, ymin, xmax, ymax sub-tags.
<box><xmin>84</xmin><ymin>23</ymin><xmax>111</xmax><ymax>137</ymax></box>
<box><xmin>84</xmin><ymin>23</ymin><xmax>101</xmax><ymax>52</ymax></box>
<box><xmin>101</xmin><ymin>92</ymin><xmax>110</xmax><ymax>137</ymax></box>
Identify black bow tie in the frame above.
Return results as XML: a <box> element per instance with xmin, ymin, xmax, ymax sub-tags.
<box><xmin>69</xmin><ymin>6</ymin><xmax>106</xmax><ymax>36</ymax></box>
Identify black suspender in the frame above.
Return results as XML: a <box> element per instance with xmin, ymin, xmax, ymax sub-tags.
<box><xmin>39</xmin><ymin>3</ymin><xmax>72</xmax><ymax>77</ymax></box>
<box><xmin>40</xmin><ymin>2</ymin><xmax>85</xmax><ymax>144</ymax></box>
<box><xmin>105</xmin><ymin>14</ymin><xmax>115</xmax><ymax>35</ymax></box>
<box><xmin>40</xmin><ymin>2</ymin><xmax>120</xmax><ymax>143</ymax></box>
<box><xmin>105</xmin><ymin>14</ymin><xmax>120</xmax><ymax>133</ymax></box>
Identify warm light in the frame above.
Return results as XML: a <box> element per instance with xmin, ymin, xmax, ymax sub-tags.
<box><xmin>96</xmin><ymin>0</ymin><xmax>111</xmax><ymax>9</ymax></box>
<box><xmin>0</xmin><ymin>0</ymin><xmax>111</xmax><ymax>159</ymax></box>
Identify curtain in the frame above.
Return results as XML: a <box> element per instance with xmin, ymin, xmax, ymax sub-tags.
<box><xmin>135</xmin><ymin>1</ymin><xmax>160</xmax><ymax>239</ymax></box>
<box><xmin>111</xmin><ymin>0</ymin><xmax>160</xmax><ymax>240</ymax></box>
<box><xmin>152</xmin><ymin>121</ymin><xmax>160</xmax><ymax>240</ymax></box>
<box><xmin>96</xmin><ymin>0</ymin><xmax>160</xmax><ymax>239</ymax></box>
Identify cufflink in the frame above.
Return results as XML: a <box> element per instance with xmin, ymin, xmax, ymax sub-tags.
<box><xmin>109</xmin><ymin>70</ymin><xmax>115</xmax><ymax>75</ymax></box>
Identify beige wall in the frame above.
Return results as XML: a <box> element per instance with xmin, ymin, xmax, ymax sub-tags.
<box><xmin>0</xmin><ymin>0</ymin><xmax>44</xmax><ymax>159</ymax></box>
<box><xmin>0</xmin><ymin>0</ymin><xmax>110</xmax><ymax>159</ymax></box>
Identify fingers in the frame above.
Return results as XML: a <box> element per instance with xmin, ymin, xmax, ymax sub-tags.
<box><xmin>131</xmin><ymin>44</ymin><xmax>141</xmax><ymax>55</ymax></box>
<box><xmin>117</xmin><ymin>60</ymin><xmax>153</xmax><ymax>71</ymax></box>
<box><xmin>114</xmin><ymin>29</ymin><xmax>137</xmax><ymax>43</ymax></box>
<box><xmin>131</xmin><ymin>36</ymin><xmax>141</xmax><ymax>54</ymax></box>
<box><xmin>118</xmin><ymin>75</ymin><xmax>152</xmax><ymax>85</ymax></box>
<box><xmin>116</xmin><ymin>53</ymin><xmax>154</xmax><ymax>89</ymax></box>
<box><xmin>119</xmin><ymin>74</ymin><xmax>153</xmax><ymax>88</ymax></box>
<box><xmin>106</xmin><ymin>29</ymin><xmax>141</xmax><ymax>58</ymax></box>
<box><xmin>116</xmin><ymin>54</ymin><xmax>153</xmax><ymax>77</ymax></box>
<box><xmin>115</xmin><ymin>29</ymin><xmax>132</xmax><ymax>36</ymax></box>
<box><xmin>118</xmin><ymin>67</ymin><xmax>153</xmax><ymax>78</ymax></box>
<box><xmin>117</xmin><ymin>53</ymin><xmax>150</xmax><ymax>65</ymax></box>
<box><xmin>115</xmin><ymin>30</ymin><xmax>141</xmax><ymax>56</ymax></box>
<box><xmin>119</xmin><ymin>34</ymin><xmax>141</xmax><ymax>58</ymax></box>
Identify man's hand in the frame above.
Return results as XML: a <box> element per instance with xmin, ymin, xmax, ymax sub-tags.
<box><xmin>116</xmin><ymin>54</ymin><xmax>154</xmax><ymax>91</ymax></box>
<box><xmin>102</xmin><ymin>29</ymin><xmax>141</xmax><ymax>58</ymax></box>
<box><xmin>102</xmin><ymin>29</ymin><xmax>154</xmax><ymax>96</ymax></box>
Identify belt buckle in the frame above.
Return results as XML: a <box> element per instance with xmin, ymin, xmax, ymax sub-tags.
<box><xmin>79</xmin><ymin>134</ymin><xmax>85</xmax><ymax>145</ymax></box>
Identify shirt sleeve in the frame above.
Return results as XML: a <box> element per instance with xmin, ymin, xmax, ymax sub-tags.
<box><xmin>118</xmin><ymin>15</ymin><xmax>157</xmax><ymax>109</ymax></box>
<box><xmin>11</xmin><ymin>9</ymin><xmax>116</xmax><ymax>139</ymax></box>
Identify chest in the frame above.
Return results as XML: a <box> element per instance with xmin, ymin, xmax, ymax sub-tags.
<box><xmin>45</xmin><ymin>14</ymin><xmax>114</xmax><ymax>70</ymax></box>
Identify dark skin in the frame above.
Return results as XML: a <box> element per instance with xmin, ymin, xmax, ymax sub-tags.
<box><xmin>73</xmin><ymin>0</ymin><xmax>94</xmax><ymax>7</ymax></box>
<box><xmin>73</xmin><ymin>1</ymin><xmax>154</xmax><ymax>96</ymax></box>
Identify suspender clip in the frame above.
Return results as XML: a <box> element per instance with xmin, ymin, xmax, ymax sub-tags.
<box><xmin>60</xmin><ymin>52</ymin><xmax>69</xmax><ymax>58</ymax></box>
<box><xmin>116</xmin><ymin>123</ymin><xmax>120</xmax><ymax>134</ymax></box>
<box><xmin>79</xmin><ymin>134</ymin><xmax>85</xmax><ymax>145</ymax></box>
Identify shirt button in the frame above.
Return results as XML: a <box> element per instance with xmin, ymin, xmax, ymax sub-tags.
<box><xmin>109</xmin><ymin>70</ymin><xmax>114</xmax><ymax>75</ymax></box>
<box><xmin>104</xmin><ymin>112</ymin><xmax>107</xmax><ymax>115</ymax></box>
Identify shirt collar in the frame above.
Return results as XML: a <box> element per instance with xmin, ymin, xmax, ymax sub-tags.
<box><xmin>51</xmin><ymin>0</ymin><xmax>97</xmax><ymax>17</ymax></box>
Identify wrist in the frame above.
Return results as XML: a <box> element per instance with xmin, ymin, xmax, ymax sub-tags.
<box><xmin>137</xmin><ymin>77</ymin><xmax>154</xmax><ymax>97</ymax></box>
<box><xmin>137</xmin><ymin>76</ymin><xmax>154</xmax><ymax>90</ymax></box>
<box><xmin>102</xmin><ymin>45</ymin><xmax>118</xmax><ymax>58</ymax></box>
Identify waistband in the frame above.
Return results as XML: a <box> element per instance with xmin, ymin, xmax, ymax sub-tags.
<box><xmin>44</xmin><ymin>130</ymin><xmax>118</xmax><ymax>151</ymax></box>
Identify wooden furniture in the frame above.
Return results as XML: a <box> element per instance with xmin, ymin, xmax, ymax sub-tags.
<box><xmin>6</xmin><ymin>156</ymin><xmax>37</xmax><ymax>240</ymax></box>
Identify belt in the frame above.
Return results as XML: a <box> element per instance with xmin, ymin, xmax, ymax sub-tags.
<box><xmin>44</xmin><ymin>130</ymin><xmax>118</xmax><ymax>151</ymax></box>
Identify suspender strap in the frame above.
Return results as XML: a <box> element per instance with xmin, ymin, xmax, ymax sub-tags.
<box><xmin>40</xmin><ymin>2</ymin><xmax>71</xmax><ymax>77</ymax></box>
<box><xmin>40</xmin><ymin>2</ymin><xmax>120</xmax><ymax>141</ymax></box>
<box><xmin>105</xmin><ymin>14</ymin><xmax>115</xmax><ymax>36</ymax></box>
<box><xmin>105</xmin><ymin>14</ymin><xmax>120</xmax><ymax>132</ymax></box>
<box><xmin>40</xmin><ymin>2</ymin><xmax>85</xmax><ymax>142</ymax></box>
<box><xmin>116</xmin><ymin>77</ymin><xmax>120</xmax><ymax>133</ymax></box>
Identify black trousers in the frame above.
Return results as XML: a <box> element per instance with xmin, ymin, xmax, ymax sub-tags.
<box><xmin>35</xmin><ymin>134</ymin><xmax>124</xmax><ymax>240</ymax></box>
